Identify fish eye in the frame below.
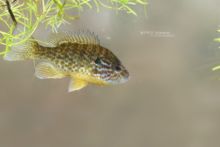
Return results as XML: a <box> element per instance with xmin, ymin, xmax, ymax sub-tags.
<box><xmin>115</xmin><ymin>65</ymin><xmax>121</xmax><ymax>71</ymax></box>
<box><xmin>95</xmin><ymin>57</ymin><xmax>102</xmax><ymax>65</ymax></box>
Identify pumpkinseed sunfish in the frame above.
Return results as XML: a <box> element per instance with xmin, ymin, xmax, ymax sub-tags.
<box><xmin>4</xmin><ymin>31</ymin><xmax>129</xmax><ymax>92</ymax></box>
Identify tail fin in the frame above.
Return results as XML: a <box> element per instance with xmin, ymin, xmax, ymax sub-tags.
<box><xmin>4</xmin><ymin>39</ymin><xmax>38</xmax><ymax>61</ymax></box>
<box><xmin>3</xmin><ymin>24</ymin><xmax>39</xmax><ymax>61</ymax></box>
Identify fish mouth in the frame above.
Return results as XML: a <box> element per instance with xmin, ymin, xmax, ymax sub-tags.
<box><xmin>119</xmin><ymin>76</ymin><xmax>129</xmax><ymax>84</ymax></box>
<box><xmin>119</xmin><ymin>70</ymin><xmax>129</xmax><ymax>84</ymax></box>
<box><xmin>108</xmin><ymin>69</ymin><xmax>129</xmax><ymax>84</ymax></box>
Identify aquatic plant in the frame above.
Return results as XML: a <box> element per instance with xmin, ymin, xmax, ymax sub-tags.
<box><xmin>212</xmin><ymin>29</ymin><xmax>220</xmax><ymax>71</ymax></box>
<box><xmin>0</xmin><ymin>0</ymin><xmax>147</xmax><ymax>57</ymax></box>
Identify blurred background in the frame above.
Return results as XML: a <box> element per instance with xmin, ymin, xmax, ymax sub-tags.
<box><xmin>1</xmin><ymin>0</ymin><xmax>220</xmax><ymax>147</ymax></box>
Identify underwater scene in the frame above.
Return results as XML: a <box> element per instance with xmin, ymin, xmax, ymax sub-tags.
<box><xmin>0</xmin><ymin>0</ymin><xmax>220</xmax><ymax>147</ymax></box>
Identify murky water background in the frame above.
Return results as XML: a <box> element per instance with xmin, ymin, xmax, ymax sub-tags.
<box><xmin>1</xmin><ymin>0</ymin><xmax>220</xmax><ymax>147</ymax></box>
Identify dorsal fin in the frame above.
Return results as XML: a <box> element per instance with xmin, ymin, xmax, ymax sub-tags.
<box><xmin>48</xmin><ymin>30</ymin><xmax>100</xmax><ymax>46</ymax></box>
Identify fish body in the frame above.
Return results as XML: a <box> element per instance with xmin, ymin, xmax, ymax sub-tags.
<box><xmin>4</xmin><ymin>31</ymin><xmax>129</xmax><ymax>92</ymax></box>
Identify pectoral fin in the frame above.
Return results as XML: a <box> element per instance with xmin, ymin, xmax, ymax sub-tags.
<box><xmin>35</xmin><ymin>62</ymin><xmax>65</xmax><ymax>79</ymax></box>
<box><xmin>68</xmin><ymin>78</ymin><xmax>88</xmax><ymax>92</ymax></box>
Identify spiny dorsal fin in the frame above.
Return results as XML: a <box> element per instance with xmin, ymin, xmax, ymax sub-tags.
<box><xmin>48</xmin><ymin>30</ymin><xmax>100</xmax><ymax>46</ymax></box>
<box><xmin>68</xmin><ymin>78</ymin><xmax>88</xmax><ymax>92</ymax></box>
<box><xmin>35</xmin><ymin>62</ymin><xmax>65</xmax><ymax>79</ymax></box>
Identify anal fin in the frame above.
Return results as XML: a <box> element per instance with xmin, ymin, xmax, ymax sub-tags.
<box><xmin>68</xmin><ymin>78</ymin><xmax>88</xmax><ymax>92</ymax></box>
<box><xmin>35</xmin><ymin>62</ymin><xmax>65</xmax><ymax>79</ymax></box>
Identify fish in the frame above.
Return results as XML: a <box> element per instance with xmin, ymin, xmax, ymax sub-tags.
<box><xmin>4</xmin><ymin>31</ymin><xmax>129</xmax><ymax>92</ymax></box>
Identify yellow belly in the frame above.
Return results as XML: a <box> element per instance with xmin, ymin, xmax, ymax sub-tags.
<box><xmin>71</xmin><ymin>73</ymin><xmax>109</xmax><ymax>86</ymax></box>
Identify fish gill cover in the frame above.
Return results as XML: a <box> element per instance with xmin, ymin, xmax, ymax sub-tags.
<box><xmin>0</xmin><ymin>0</ymin><xmax>147</xmax><ymax>56</ymax></box>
